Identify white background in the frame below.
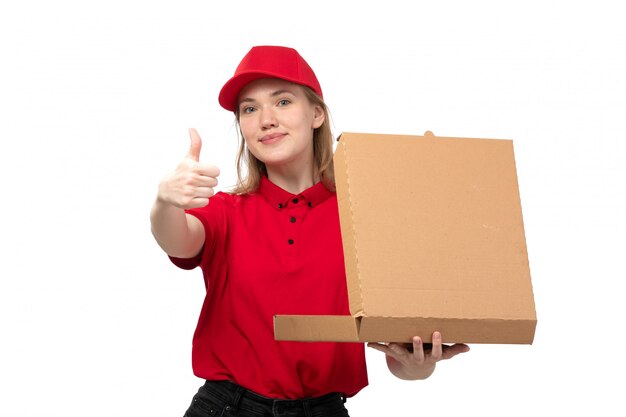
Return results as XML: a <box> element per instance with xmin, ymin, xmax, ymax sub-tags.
<box><xmin>1</xmin><ymin>1</ymin><xmax>625</xmax><ymax>415</ymax></box>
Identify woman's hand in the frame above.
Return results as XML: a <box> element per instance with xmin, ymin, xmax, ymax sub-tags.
<box><xmin>367</xmin><ymin>331</ymin><xmax>470</xmax><ymax>380</ymax></box>
<box><xmin>157</xmin><ymin>128</ymin><xmax>220</xmax><ymax>209</ymax></box>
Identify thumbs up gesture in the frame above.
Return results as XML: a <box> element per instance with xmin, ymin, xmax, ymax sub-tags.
<box><xmin>157</xmin><ymin>128</ymin><xmax>221</xmax><ymax>209</ymax></box>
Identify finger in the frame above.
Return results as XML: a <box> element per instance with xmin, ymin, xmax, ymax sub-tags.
<box><xmin>388</xmin><ymin>343</ymin><xmax>408</xmax><ymax>356</ymax></box>
<box><xmin>186</xmin><ymin>172</ymin><xmax>218</xmax><ymax>188</ymax></box>
<box><xmin>188</xmin><ymin>128</ymin><xmax>202</xmax><ymax>162</ymax></box>
<box><xmin>442</xmin><ymin>343</ymin><xmax>471</xmax><ymax>360</ymax></box>
<box><xmin>186</xmin><ymin>197</ymin><xmax>210</xmax><ymax>209</ymax></box>
<box><xmin>367</xmin><ymin>343</ymin><xmax>404</xmax><ymax>360</ymax></box>
<box><xmin>388</xmin><ymin>343</ymin><xmax>410</xmax><ymax>360</ymax></box>
<box><xmin>430</xmin><ymin>331</ymin><xmax>443</xmax><ymax>360</ymax></box>
<box><xmin>191</xmin><ymin>176</ymin><xmax>218</xmax><ymax>188</ymax></box>
<box><xmin>367</xmin><ymin>342</ymin><xmax>386</xmax><ymax>352</ymax></box>
<box><xmin>193</xmin><ymin>186</ymin><xmax>216</xmax><ymax>199</ymax></box>
<box><xmin>411</xmin><ymin>336</ymin><xmax>425</xmax><ymax>363</ymax></box>
<box><xmin>193</xmin><ymin>163</ymin><xmax>220</xmax><ymax>178</ymax></box>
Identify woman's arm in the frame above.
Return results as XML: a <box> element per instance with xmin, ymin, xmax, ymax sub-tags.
<box><xmin>150</xmin><ymin>128</ymin><xmax>219</xmax><ymax>258</ymax></box>
<box><xmin>150</xmin><ymin>200</ymin><xmax>205</xmax><ymax>259</ymax></box>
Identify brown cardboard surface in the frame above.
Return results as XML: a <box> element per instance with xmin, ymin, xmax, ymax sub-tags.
<box><xmin>274</xmin><ymin>131</ymin><xmax>536</xmax><ymax>344</ymax></box>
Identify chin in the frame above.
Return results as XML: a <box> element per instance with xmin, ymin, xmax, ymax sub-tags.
<box><xmin>255</xmin><ymin>151</ymin><xmax>292</xmax><ymax>165</ymax></box>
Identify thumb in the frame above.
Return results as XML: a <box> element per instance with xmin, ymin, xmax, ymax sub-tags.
<box><xmin>187</xmin><ymin>128</ymin><xmax>202</xmax><ymax>162</ymax></box>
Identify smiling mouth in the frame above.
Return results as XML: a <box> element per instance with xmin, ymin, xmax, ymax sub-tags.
<box><xmin>259</xmin><ymin>133</ymin><xmax>286</xmax><ymax>143</ymax></box>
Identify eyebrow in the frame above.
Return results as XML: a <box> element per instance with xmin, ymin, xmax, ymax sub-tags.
<box><xmin>239</xmin><ymin>89</ymin><xmax>297</xmax><ymax>105</ymax></box>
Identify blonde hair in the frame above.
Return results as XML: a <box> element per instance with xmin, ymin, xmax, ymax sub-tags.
<box><xmin>231</xmin><ymin>86</ymin><xmax>335</xmax><ymax>194</ymax></box>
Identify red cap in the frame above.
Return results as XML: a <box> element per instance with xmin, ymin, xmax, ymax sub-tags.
<box><xmin>218</xmin><ymin>46</ymin><xmax>323</xmax><ymax>112</ymax></box>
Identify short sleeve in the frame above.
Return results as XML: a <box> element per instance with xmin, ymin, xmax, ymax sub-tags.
<box><xmin>167</xmin><ymin>192</ymin><xmax>230</xmax><ymax>271</ymax></box>
<box><xmin>169</xmin><ymin>247</ymin><xmax>203</xmax><ymax>270</ymax></box>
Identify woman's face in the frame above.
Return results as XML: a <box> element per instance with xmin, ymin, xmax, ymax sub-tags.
<box><xmin>237</xmin><ymin>78</ymin><xmax>324</xmax><ymax>173</ymax></box>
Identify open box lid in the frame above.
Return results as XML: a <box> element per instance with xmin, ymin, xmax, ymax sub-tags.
<box><xmin>274</xmin><ymin>132</ymin><xmax>536</xmax><ymax>344</ymax></box>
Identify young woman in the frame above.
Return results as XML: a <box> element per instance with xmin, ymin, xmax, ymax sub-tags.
<box><xmin>150</xmin><ymin>45</ymin><xmax>469</xmax><ymax>417</ymax></box>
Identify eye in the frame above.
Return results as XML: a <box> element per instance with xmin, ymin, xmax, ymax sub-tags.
<box><xmin>277</xmin><ymin>99</ymin><xmax>290</xmax><ymax>106</ymax></box>
<box><xmin>241</xmin><ymin>106</ymin><xmax>256</xmax><ymax>114</ymax></box>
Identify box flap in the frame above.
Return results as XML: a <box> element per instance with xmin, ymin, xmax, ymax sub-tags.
<box><xmin>335</xmin><ymin>132</ymin><xmax>536</xmax><ymax>324</ymax></box>
<box><xmin>274</xmin><ymin>314</ymin><xmax>536</xmax><ymax>343</ymax></box>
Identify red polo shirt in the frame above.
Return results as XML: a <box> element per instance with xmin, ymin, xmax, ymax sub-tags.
<box><xmin>170</xmin><ymin>176</ymin><xmax>368</xmax><ymax>399</ymax></box>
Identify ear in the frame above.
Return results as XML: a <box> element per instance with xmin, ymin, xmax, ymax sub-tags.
<box><xmin>311</xmin><ymin>104</ymin><xmax>325</xmax><ymax>129</ymax></box>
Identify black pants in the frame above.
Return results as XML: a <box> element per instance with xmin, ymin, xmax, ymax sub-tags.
<box><xmin>183</xmin><ymin>380</ymin><xmax>350</xmax><ymax>417</ymax></box>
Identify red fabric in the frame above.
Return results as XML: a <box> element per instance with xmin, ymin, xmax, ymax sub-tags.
<box><xmin>170</xmin><ymin>176</ymin><xmax>368</xmax><ymax>399</ymax></box>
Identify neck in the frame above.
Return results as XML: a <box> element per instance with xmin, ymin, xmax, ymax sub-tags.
<box><xmin>267</xmin><ymin>164</ymin><xmax>316</xmax><ymax>194</ymax></box>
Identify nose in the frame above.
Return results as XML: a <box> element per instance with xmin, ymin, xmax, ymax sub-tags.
<box><xmin>260</xmin><ymin>106</ymin><xmax>278</xmax><ymax>130</ymax></box>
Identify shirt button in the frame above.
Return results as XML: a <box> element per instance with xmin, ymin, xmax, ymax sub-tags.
<box><xmin>292</xmin><ymin>198</ymin><xmax>299</xmax><ymax>204</ymax></box>
<box><xmin>278</xmin><ymin>203</ymin><xmax>283</xmax><ymax>209</ymax></box>
<box><xmin>288</xmin><ymin>239</ymin><xmax>294</xmax><ymax>245</ymax></box>
<box><xmin>290</xmin><ymin>217</ymin><xmax>296</xmax><ymax>223</ymax></box>
<box><xmin>308</xmin><ymin>202</ymin><xmax>312</xmax><ymax>208</ymax></box>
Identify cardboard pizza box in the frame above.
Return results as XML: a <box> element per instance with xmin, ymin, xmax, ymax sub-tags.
<box><xmin>274</xmin><ymin>131</ymin><xmax>537</xmax><ymax>344</ymax></box>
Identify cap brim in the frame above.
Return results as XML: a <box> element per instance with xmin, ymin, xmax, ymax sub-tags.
<box><xmin>218</xmin><ymin>71</ymin><xmax>319</xmax><ymax>112</ymax></box>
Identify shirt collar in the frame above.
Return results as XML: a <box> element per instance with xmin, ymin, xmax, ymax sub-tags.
<box><xmin>258</xmin><ymin>175</ymin><xmax>334</xmax><ymax>211</ymax></box>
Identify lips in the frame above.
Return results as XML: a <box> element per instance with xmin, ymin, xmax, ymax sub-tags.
<box><xmin>259</xmin><ymin>133</ymin><xmax>286</xmax><ymax>144</ymax></box>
